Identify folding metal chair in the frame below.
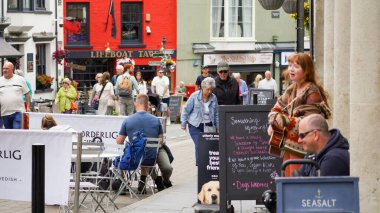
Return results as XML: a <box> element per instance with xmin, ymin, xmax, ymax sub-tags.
<box><xmin>139</xmin><ymin>137</ymin><xmax>161</xmax><ymax>194</ymax></box>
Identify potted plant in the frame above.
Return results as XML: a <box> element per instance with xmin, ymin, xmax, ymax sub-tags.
<box><xmin>36</xmin><ymin>74</ymin><xmax>54</xmax><ymax>89</ymax></box>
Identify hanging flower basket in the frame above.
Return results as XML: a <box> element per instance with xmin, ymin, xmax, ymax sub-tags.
<box><xmin>282</xmin><ymin>0</ymin><xmax>297</xmax><ymax>14</ymax></box>
<box><xmin>290</xmin><ymin>1</ymin><xmax>310</xmax><ymax>32</ymax></box>
<box><xmin>52</xmin><ymin>49</ymin><xmax>66</xmax><ymax>65</ymax></box>
<box><xmin>258</xmin><ymin>0</ymin><xmax>285</xmax><ymax>10</ymax></box>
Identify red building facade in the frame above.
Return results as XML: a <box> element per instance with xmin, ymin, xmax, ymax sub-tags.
<box><xmin>63</xmin><ymin>0</ymin><xmax>177</xmax><ymax>91</ymax></box>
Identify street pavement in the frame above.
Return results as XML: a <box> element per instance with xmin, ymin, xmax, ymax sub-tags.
<box><xmin>0</xmin><ymin>124</ymin><xmax>268</xmax><ymax>212</ymax></box>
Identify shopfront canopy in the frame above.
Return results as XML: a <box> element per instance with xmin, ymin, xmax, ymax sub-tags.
<box><xmin>0</xmin><ymin>37</ymin><xmax>23</xmax><ymax>58</ymax></box>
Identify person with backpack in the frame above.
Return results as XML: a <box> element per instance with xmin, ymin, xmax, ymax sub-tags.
<box><xmin>115</xmin><ymin>63</ymin><xmax>139</xmax><ymax>116</ymax></box>
<box><xmin>116</xmin><ymin>94</ymin><xmax>173</xmax><ymax>193</ymax></box>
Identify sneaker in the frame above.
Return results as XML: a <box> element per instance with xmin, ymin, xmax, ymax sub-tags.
<box><xmin>166</xmin><ymin>119</ymin><xmax>171</xmax><ymax>126</ymax></box>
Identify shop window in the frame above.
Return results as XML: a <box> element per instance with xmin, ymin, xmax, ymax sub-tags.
<box><xmin>211</xmin><ymin>0</ymin><xmax>253</xmax><ymax>40</ymax></box>
<box><xmin>36</xmin><ymin>43</ymin><xmax>46</xmax><ymax>75</ymax></box>
<box><xmin>121</xmin><ymin>3</ymin><xmax>142</xmax><ymax>44</ymax></box>
<box><xmin>7</xmin><ymin>0</ymin><xmax>45</xmax><ymax>11</ymax></box>
<box><xmin>66</xmin><ymin>3</ymin><xmax>89</xmax><ymax>45</ymax></box>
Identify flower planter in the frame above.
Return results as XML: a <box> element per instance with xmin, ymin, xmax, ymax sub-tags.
<box><xmin>258</xmin><ymin>0</ymin><xmax>285</xmax><ymax>10</ymax></box>
<box><xmin>282</xmin><ymin>0</ymin><xmax>297</xmax><ymax>14</ymax></box>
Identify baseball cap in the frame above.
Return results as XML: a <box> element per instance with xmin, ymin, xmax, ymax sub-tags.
<box><xmin>217</xmin><ymin>61</ymin><xmax>229</xmax><ymax>72</ymax></box>
<box><xmin>201</xmin><ymin>65</ymin><xmax>209</xmax><ymax>69</ymax></box>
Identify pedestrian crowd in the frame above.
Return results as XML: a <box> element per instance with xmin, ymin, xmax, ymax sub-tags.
<box><xmin>0</xmin><ymin>52</ymin><xmax>350</xmax><ymax>201</ymax></box>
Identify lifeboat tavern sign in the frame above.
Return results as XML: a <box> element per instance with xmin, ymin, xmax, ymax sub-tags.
<box><xmin>65</xmin><ymin>50</ymin><xmax>176</xmax><ymax>59</ymax></box>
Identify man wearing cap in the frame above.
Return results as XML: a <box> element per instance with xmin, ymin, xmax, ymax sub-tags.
<box><xmin>195</xmin><ymin>65</ymin><xmax>212</xmax><ymax>90</ymax></box>
<box><xmin>0</xmin><ymin>62</ymin><xmax>31</xmax><ymax>129</ymax></box>
<box><xmin>213</xmin><ymin>61</ymin><xmax>241</xmax><ymax>105</ymax></box>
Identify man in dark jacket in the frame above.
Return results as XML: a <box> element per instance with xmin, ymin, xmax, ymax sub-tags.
<box><xmin>213</xmin><ymin>61</ymin><xmax>241</xmax><ymax>105</ymax></box>
<box><xmin>298</xmin><ymin>114</ymin><xmax>350</xmax><ymax>176</ymax></box>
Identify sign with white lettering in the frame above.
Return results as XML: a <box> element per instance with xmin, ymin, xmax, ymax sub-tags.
<box><xmin>276</xmin><ymin>177</ymin><xmax>360</xmax><ymax>212</ymax></box>
<box><xmin>65</xmin><ymin>62</ymin><xmax>86</xmax><ymax>71</ymax></box>
<box><xmin>28</xmin><ymin>113</ymin><xmax>126</xmax><ymax>149</ymax></box>
<box><xmin>203</xmin><ymin>53</ymin><xmax>273</xmax><ymax>65</ymax></box>
<box><xmin>0</xmin><ymin>130</ymin><xmax>72</xmax><ymax>205</ymax></box>
<box><xmin>198</xmin><ymin>133</ymin><xmax>219</xmax><ymax>204</ymax></box>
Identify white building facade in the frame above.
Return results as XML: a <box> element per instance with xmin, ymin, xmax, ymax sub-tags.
<box><xmin>3</xmin><ymin>0</ymin><xmax>64</xmax><ymax>100</ymax></box>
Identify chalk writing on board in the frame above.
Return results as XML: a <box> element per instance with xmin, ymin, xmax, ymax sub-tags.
<box><xmin>230</xmin><ymin>117</ymin><xmax>268</xmax><ymax>134</ymax></box>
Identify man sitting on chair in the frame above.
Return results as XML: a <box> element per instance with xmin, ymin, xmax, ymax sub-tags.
<box><xmin>116</xmin><ymin>94</ymin><xmax>173</xmax><ymax>193</ymax></box>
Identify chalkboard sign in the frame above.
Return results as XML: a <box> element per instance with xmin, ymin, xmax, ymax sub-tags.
<box><xmin>198</xmin><ymin>133</ymin><xmax>219</xmax><ymax>203</ymax></box>
<box><xmin>219</xmin><ymin>105</ymin><xmax>282</xmax><ymax>211</ymax></box>
<box><xmin>248</xmin><ymin>88</ymin><xmax>274</xmax><ymax>105</ymax></box>
<box><xmin>169</xmin><ymin>95</ymin><xmax>183</xmax><ymax>122</ymax></box>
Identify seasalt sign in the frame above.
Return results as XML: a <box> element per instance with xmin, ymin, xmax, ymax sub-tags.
<box><xmin>301</xmin><ymin>189</ymin><xmax>337</xmax><ymax>208</ymax></box>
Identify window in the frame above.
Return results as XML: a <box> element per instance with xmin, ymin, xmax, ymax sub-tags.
<box><xmin>212</xmin><ymin>0</ymin><xmax>253</xmax><ymax>39</ymax></box>
<box><xmin>66</xmin><ymin>3</ymin><xmax>89</xmax><ymax>45</ymax></box>
<box><xmin>36</xmin><ymin>44</ymin><xmax>46</xmax><ymax>75</ymax></box>
<box><xmin>121</xmin><ymin>3</ymin><xmax>142</xmax><ymax>43</ymax></box>
<box><xmin>36</xmin><ymin>0</ymin><xmax>45</xmax><ymax>10</ymax></box>
<box><xmin>7</xmin><ymin>0</ymin><xmax>46</xmax><ymax>11</ymax></box>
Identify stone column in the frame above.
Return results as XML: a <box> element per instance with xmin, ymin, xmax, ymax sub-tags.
<box><xmin>323</xmin><ymin>0</ymin><xmax>334</xmax><ymax>118</ymax></box>
<box><xmin>350</xmin><ymin>0</ymin><xmax>380</xmax><ymax>211</ymax></box>
<box><xmin>332</xmin><ymin>0</ymin><xmax>350</xmax><ymax>136</ymax></box>
<box><xmin>313</xmin><ymin>0</ymin><xmax>324</xmax><ymax>81</ymax></box>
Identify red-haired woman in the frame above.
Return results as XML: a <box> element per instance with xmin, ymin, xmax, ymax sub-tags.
<box><xmin>267</xmin><ymin>53</ymin><xmax>331</xmax><ymax>176</ymax></box>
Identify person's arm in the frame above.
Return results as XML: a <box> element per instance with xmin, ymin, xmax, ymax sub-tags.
<box><xmin>214</xmin><ymin>98</ymin><xmax>219</xmax><ymax>130</ymax></box>
<box><xmin>151</xmin><ymin>78</ymin><xmax>156</xmax><ymax>94</ymax></box>
<box><xmin>180</xmin><ymin>93</ymin><xmax>195</xmax><ymax>130</ymax></box>
<box><xmin>162</xmin><ymin>77</ymin><xmax>169</xmax><ymax>97</ymax></box>
<box><xmin>24</xmin><ymin>93</ymin><xmax>31</xmax><ymax>112</ymax></box>
<box><xmin>131</xmin><ymin>76</ymin><xmax>139</xmax><ymax>94</ymax></box>
<box><xmin>66</xmin><ymin>86</ymin><xmax>78</xmax><ymax>100</ymax></box>
<box><xmin>55</xmin><ymin>89</ymin><xmax>61</xmax><ymax>104</ymax></box>
<box><xmin>241</xmin><ymin>81</ymin><xmax>248</xmax><ymax>96</ymax></box>
<box><xmin>116</xmin><ymin>135</ymin><xmax>126</xmax><ymax>144</ymax></box>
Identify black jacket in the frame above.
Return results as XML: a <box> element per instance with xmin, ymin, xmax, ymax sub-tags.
<box><xmin>299</xmin><ymin>129</ymin><xmax>350</xmax><ymax>176</ymax></box>
<box><xmin>213</xmin><ymin>76</ymin><xmax>241</xmax><ymax>105</ymax></box>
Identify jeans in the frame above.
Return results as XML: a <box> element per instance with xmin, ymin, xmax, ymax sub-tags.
<box><xmin>188</xmin><ymin>123</ymin><xmax>204</xmax><ymax>166</ymax></box>
<box><xmin>63</xmin><ymin>109</ymin><xmax>72</xmax><ymax>114</ymax></box>
<box><xmin>2</xmin><ymin>112</ymin><xmax>22</xmax><ymax>129</ymax></box>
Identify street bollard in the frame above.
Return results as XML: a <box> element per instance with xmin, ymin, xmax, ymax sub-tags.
<box><xmin>32</xmin><ymin>144</ymin><xmax>45</xmax><ymax>213</ymax></box>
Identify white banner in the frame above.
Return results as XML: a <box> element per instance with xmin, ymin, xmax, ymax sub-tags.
<box><xmin>0</xmin><ymin>130</ymin><xmax>72</xmax><ymax>205</ymax></box>
<box><xmin>28</xmin><ymin>113</ymin><xmax>127</xmax><ymax>147</ymax></box>
<box><xmin>203</xmin><ymin>53</ymin><xmax>273</xmax><ymax>65</ymax></box>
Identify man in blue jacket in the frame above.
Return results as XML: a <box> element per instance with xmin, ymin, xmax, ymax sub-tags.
<box><xmin>298</xmin><ymin>114</ymin><xmax>350</xmax><ymax>176</ymax></box>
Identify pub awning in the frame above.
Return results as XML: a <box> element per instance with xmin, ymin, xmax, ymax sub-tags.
<box><xmin>0</xmin><ymin>37</ymin><xmax>23</xmax><ymax>58</ymax></box>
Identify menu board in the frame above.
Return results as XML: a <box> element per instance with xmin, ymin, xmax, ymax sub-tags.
<box><xmin>248</xmin><ymin>88</ymin><xmax>274</xmax><ymax>105</ymax></box>
<box><xmin>219</xmin><ymin>105</ymin><xmax>282</xmax><ymax>209</ymax></box>
<box><xmin>169</xmin><ymin>95</ymin><xmax>183</xmax><ymax>122</ymax></box>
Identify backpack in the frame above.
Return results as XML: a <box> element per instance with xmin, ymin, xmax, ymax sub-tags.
<box><xmin>113</xmin><ymin>130</ymin><xmax>147</xmax><ymax>171</ymax></box>
<box><xmin>118</xmin><ymin>75</ymin><xmax>132</xmax><ymax>97</ymax></box>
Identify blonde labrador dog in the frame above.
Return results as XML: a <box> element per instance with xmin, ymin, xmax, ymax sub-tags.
<box><xmin>198</xmin><ymin>181</ymin><xmax>220</xmax><ymax>204</ymax></box>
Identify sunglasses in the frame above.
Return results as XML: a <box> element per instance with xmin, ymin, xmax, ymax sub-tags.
<box><xmin>219</xmin><ymin>70</ymin><xmax>228</xmax><ymax>74</ymax></box>
<box><xmin>299</xmin><ymin>129</ymin><xmax>320</xmax><ymax>139</ymax></box>
<box><xmin>158</xmin><ymin>72</ymin><xmax>164</xmax><ymax>74</ymax></box>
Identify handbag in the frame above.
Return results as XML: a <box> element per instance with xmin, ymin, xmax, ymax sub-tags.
<box><xmin>107</xmin><ymin>99</ymin><xmax>115</xmax><ymax>107</ymax></box>
<box><xmin>70</xmin><ymin>102</ymin><xmax>78</xmax><ymax>111</ymax></box>
<box><xmin>93</xmin><ymin>84</ymin><xmax>106</xmax><ymax>110</ymax></box>
<box><xmin>203</xmin><ymin>124</ymin><xmax>216</xmax><ymax>133</ymax></box>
